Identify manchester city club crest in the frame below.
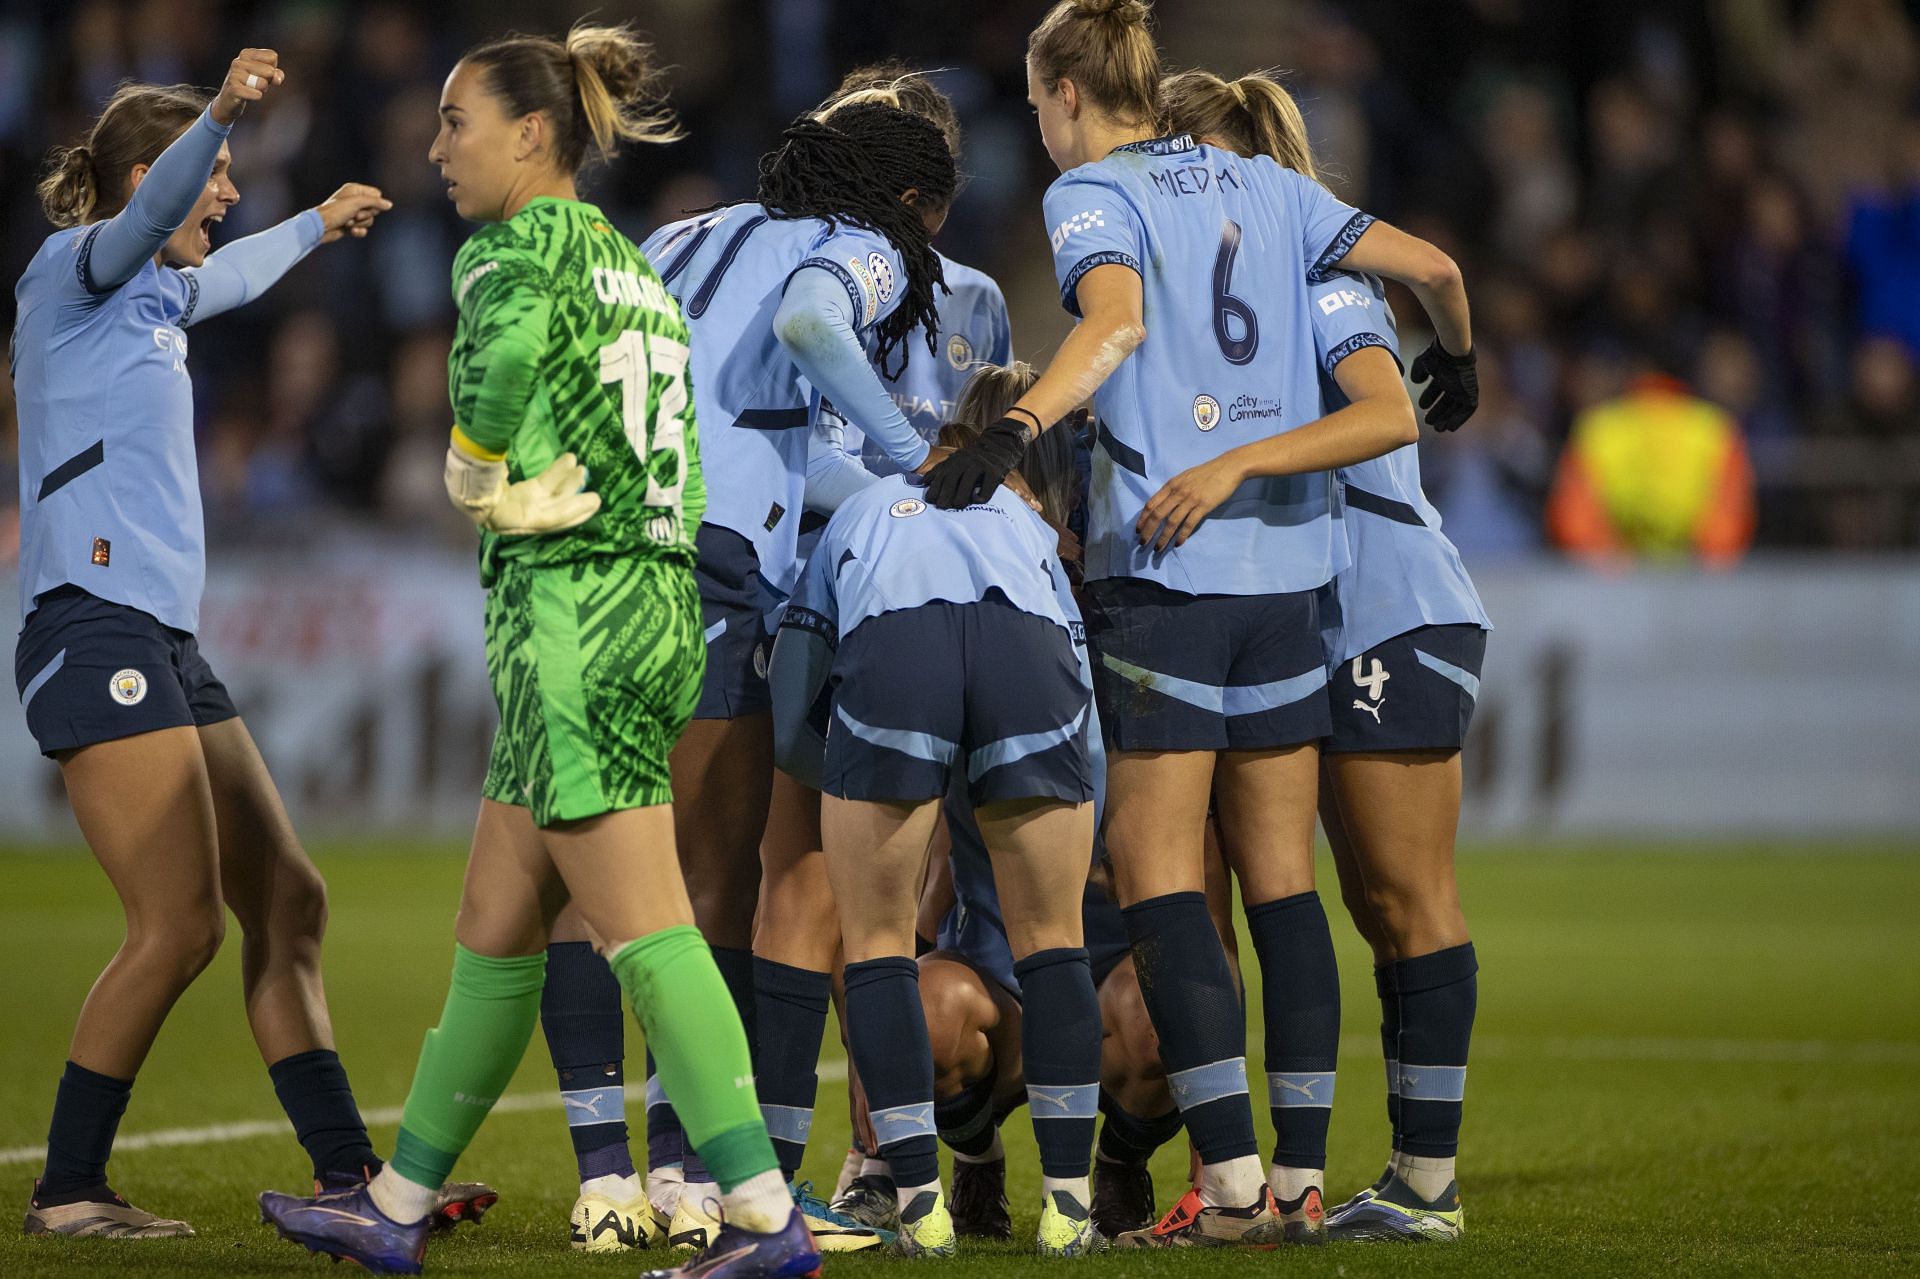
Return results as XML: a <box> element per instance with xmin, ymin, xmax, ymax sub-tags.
<box><xmin>1193</xmin><ymin>393</ymin><xmax>1221</xmax><ymax>431</ymax></box>
<box><xmin>109</xmin><ymin>668</ymin><xmax>148</xmax><ymax>706</ymax></box>
<box><xmin>890</xmin><ymin>497</ymin><xmax>927</xmax><ymax>518</ymax></box>
<box><xmin>946</xmin><ymin>333</ymin><xmax>973</xmax><ymax>370</ymax></box>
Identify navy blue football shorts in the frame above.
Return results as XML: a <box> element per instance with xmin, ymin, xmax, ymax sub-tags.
<box><xmin>15</xmin><ymin>585</ymin><xmax>238</xmax><ymax>757</ymax></box>
<box><xmin>1083</xmin><ymin>576</ymin><xmax>1332</xmax><ymax>752</ymax></box>
<box><xmin>825</xmin><ymin>592</ymin><xmax>1093</xmax><ymax>806</ymax></box>
<box><xmin>1325</xmin><ymin>623</ymin><xmax>1487</xmax><ymax>754</ymax></box>
<box><xmin>693</xmin><ymin>524</ymin><xmax>775</xmax><ymax>720</ymax></box>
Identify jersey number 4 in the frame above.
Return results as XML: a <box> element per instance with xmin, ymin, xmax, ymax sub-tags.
<box><xmin>600</xmin><ymin>330</ymin><xmax>691</xmax><ymax>539</ymax></box>
<box><xmin>1213</xmin><ymin>219</ymin><xmax>1260</xmax><ymax>365</ymax></box>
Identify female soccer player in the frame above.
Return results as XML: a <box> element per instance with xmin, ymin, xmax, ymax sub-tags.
<box><xmin>257</xmin><ymin>27</ymin><xmax>815</xmax><ymax>1279</ymax></box>
<box><xmin>531</xmin><ymin>72</ymin><xmax>976</xmax><ymax>1257</ymax></box>
<box><xmin>12</xmin><ymin>50</ymin><xmax>417</xmax><ymax>1239</ymax></box>
<box><xmin>611</xmin><ymin>94</ymin><xmax>956</xmax><ymax>1247</ymax></box>
<box><xmin>1163</xmin><ymin>68</ymin><xmax>1489</xmax><ymax>1244</ymax></box>
<box><xmin>924</xmin><ymin>0</ymin><xmax>1472</xmax><ymax>1247</ymax></box>
<box><xmin>769</xmin><ymin>365</ymin><xmax>1101</xmax><ymax>1257</ymax></box>
<box><xmin>756</xmin><ymin>63</ymin><xmax>1013</xmax><ymax>1231</ymax></box>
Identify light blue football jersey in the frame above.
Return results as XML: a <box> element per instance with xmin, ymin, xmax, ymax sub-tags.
<box><xmin>841</xmin><ymin>252</ymin><xmax>1011</xmax><ymax>475</ymax></box>
<box><xmin>1310</xmin><ymin>271</ymin><xmax>1490</xmax><ymax>659</ymax></box>
<box><xmin>785</xmin><ymin>474</ymin><xmax>1079</xmax><ymax>646</ymax></box>
<box><xmin>642</xmin><ymin>204</ymin><xmax>910</xmax><ymax>594</ymax></box>
<box><xmin>1043</xmin><ymin>134</ymin><xmax>1374</xmax><ymax>597</ymax></box>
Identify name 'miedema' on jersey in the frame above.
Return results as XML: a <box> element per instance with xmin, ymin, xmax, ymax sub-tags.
<box><xmin>1150</xmin><ymin>162</ymin><xmax>1246</xmax><ymax>199</ymax></box>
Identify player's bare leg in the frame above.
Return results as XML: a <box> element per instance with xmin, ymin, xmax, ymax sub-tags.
<box><xmin>1091</xmin><ymin>956</ymin><xmax>1179</xmax><ymax>1237</ymax></box>
<box><xmin>748</xmin><ymin>773</ymin><xmax>886</xmax><ymax>1248</ymax></box>
<box><xmin>919</xmin><ymin>953</ymin><xmax>1021</xmax><ymax>1239</ymax></box>
<box><xmin>1319</xmin><ymin>751</ymin><xmax>1474</xmax><ymax>1242</ymax></box>
<box><xmin>26</xmin><ymin>728</ymin><xmax>219</xmax><ymax>1237</ymax></box>
<box><xmin>978</xmin><ymin>796</ymin><xmax>1107</xmax><ymax>1253</ymax></box>
<box><xmin>202</xmin><ymin>718</ymin><xmax>456</xmax><ymax>1214</ymax></box>
<box><xmin>823</xmin><ymin>795</ymin><xmax>956</xmax><ymax>1256</ymax></box>
<box><xmin>1213</xmin><ymin>745</ymin><xmax>1335</xmax><ymax>1241</ymax></box>
<box><xmin>1103</xmin><ymin>751</ymin><xmax>1273</xmax><ymax>1242</ymax></box>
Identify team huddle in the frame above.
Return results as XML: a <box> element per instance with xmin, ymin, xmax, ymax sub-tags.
<box><xmin>12</xmin><ymin>1</ymin><xmax>1489</xmax><ymax>1275</ymax></box>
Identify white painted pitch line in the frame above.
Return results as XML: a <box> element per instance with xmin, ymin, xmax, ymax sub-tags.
<box><xmin>0</xmin><ymin>1060</ymin><xmax>850</xmax><ymax>1167</ymax></box>
<box><xmin>4</xmin><ymin>1036</ymin><xmax>1914</xmax><ymax>1167</ymax></box>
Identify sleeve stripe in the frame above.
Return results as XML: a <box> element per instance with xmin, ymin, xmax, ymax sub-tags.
<box><xmin>1059</xmin><ymin>250</ymin><xmax>1142</xmax><ymax>318</ymax></box>
<box><xmin>1307</xmin><ymin>212</ymin><xmax>1377</xmax><ymax>284</ymax></box>
<box><xmin>793</xmin><ymin>257</ymin><xmax>872</xmax><ymax>330</ymax></box>
<box><xmin>779</xmin><ymin>605</ymin><xmax>838</xmax><ymax>647</ymax></box>
<box><xmin>75</xmin><ymin>223</ymin><xmax>106</xmax><ymax>294</ymax></box>
<box><xmin>1323</xmin><ymin>331</ymin><xmax>1394</xmax><ymax>377</ymax></box>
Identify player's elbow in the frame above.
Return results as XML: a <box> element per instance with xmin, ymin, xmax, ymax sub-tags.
<box><xmin>773</xmin><ymin>305</ymin><xmax>835</xmax><ymax>361</ymax></box>
<box><xmin>1409</xmin><ymin>241</ymin><xmax>1462</xmax><ymax>295</ymax></box>
<box><xmin>1380</xmin><ymin>393</ymin><xmax>1421</xmax><ymax>448</ymax></box>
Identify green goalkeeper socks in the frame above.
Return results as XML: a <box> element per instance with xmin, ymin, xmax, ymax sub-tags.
<box><xmin>609</xmin><ymin>926</ymin><xmax>777</xmax><ymax>1193</ymax></box>
<box><xmin>390</xmin><ymin>945</ymin><xmax>547</xmax><ymax>1189</ymax></box>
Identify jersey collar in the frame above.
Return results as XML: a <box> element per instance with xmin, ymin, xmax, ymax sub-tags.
<box><xmin>1113</xmin><ymin>133</ymin><xmax>1198</xmax><ymax>157</ymax></box>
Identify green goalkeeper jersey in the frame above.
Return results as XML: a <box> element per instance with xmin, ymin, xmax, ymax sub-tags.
<box><xmin>448</xmin><ymin>197</ymin><xmax>704</xmax><ymax>584</ymax></box>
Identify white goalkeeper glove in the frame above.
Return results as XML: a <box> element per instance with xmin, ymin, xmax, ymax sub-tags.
<box><xmin>444</xmin><ymin>427</ymin><xmax>602</xmax><ymax>535</ymax></box>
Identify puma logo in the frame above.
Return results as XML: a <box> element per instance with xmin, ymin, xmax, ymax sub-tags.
<box><xmin>562</xmin><ymin>1094</ymin><xmax>604</xmax><ymax>1117</ymax></box>
<box><xmin>1274</xmin><ymin>1076</ymin><xmax>1323</xmax><ymax>1098</ymax></box>
<box><xmin>879</xmin><ymin>1105</ymin><xmax>933</xmax><ymax>1131</ymax></box>
<box><xmin>1028</xmin><ymin>1087</ymin><xmax>1078</xmax><ymax>1112</ymax></box>
<box><xmin>1350</xmin><ymin>656</ymin><xmax>1388</xmax><ymax>723</ymax></box>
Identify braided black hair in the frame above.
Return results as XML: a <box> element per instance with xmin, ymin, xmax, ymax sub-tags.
<box><xmin>756</xmin><ymin>102</ymin><xmax>955</xmax><ymax>378</ymax></box>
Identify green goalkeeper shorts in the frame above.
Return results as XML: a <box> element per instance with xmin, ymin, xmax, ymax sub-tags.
<box><xmin>482</xmin><ymin>554</ymin><xmax>704</xmax><ymax>826</ymax></box>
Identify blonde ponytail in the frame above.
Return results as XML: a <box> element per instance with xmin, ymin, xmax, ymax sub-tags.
<box><xmin>463</xmin><ymin>22</ymin><xmax>681</xmax><ymax>176</ymax></box>
<box><xmin>565</xmin><ymin>22</ymin><xmax>683</xmax><ymax>163</ymax></box>
<box><xmin>1162</xmin><ymin>68</ymin><xmax>1318</xmax><ymax>182</ymax></box>
<box><xmin>1028</xmin><ymin>0</ymin><xmax>1162</xmax><ymax>127</ymax></box>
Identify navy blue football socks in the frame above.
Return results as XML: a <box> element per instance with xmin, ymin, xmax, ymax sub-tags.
<box><xmin>934</xmin><ymin>1069</ymin><xmax>998</xmax><ymax>1158</ymax></box>
<box><xmin>1015</xmin><ymin>948</ymin><xmax>1101</xmax><ymax>1179</ymax></box>
<box><xmin>1096</xmin><ymin>1092</ymin><xmax>1183</xmax><ymax>1164</ymax></box>
<box><xmin>268</xmin><ymin>1048</ymin><xmax>381</xmax><ymax>1183</ymax></box>
<box><xmin>1383</xmin><ymin>942</ymin><xmax>1477</xmax><ymax>1158</ymax></box>
<box><xmin>540</xmin><ymin>941</ymin><xmax>635</xmax><ymax>1182</ymax></box>
<box><xmin>844</xmin><ymin>956</ymin><xmax>939</xmax><ymax>1188</ymax></box>
<box><xmin>38</xmin><ymin>1060</ymin><xmax>132</xmax><ymax>1199</ymax></box>
<box><xmin>752</xmin><ymin>956</ymin><xmax>832</xmax><ymax>1180</ymax></box>
<box><xmin>1120</xmin><ymin>892</ymin><xmax>1259</xmax><ymax>1164</ymax></box>
<box><xmin>1245</xmin><ymin>892</ymin><xmax>1340</xmax><ymax>1172</ymax></box>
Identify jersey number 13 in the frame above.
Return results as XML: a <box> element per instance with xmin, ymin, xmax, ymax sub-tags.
<box><xmin>600</xmin><ymin>330</ymin><xmax>691</xmax><ymax>542</ymax></box>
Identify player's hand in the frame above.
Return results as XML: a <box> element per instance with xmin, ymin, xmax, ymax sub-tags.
<box><xmin>1137</xmin><ymin>454</ymin><xmax>1242</xmax><ymax>552</ymax></box>
<box><xmin>314</xmin><ymin>183</ymin><xmax>393</xmax><ymax>244</ymax></box>
<box><xmin>924</xmin><ymin>416</ymin><xmax>1030</xmax><ymax>509</ymax></box>
<box><xmin>212</xmin><ymin>49</ymin><xmax>285</xmax><ymax>126</ymax></box>
<box><xmin>1409</xmin><ymin>338</ymin><xmax>1478</xmax><ymax>433</ymax></box>
<box><xmin>914</xmin><ymin>445</ymin><xmax>954</xmax><ymax>475</ymax></box>
<box><xmin>444</xmin><ymin>436</ymin><xmax>602</xmax><ymax>536</ymax></box>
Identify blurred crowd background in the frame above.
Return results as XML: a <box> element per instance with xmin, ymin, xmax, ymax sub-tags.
<box><xmin>4</xmin><ymin>0</ymin><xmax>1920</xmax><ymax>568</ymax></box>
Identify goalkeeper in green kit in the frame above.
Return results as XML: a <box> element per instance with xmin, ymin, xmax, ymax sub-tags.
<box><xmin>259</xmin><ymin>24</ymin><xmax>818</xmax><ymax>1279</ymax></box>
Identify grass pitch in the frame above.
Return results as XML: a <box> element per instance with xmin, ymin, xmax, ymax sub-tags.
<box><xmin>0</xmin><ymin>841</ymin><xmax>1915</xmax><ymax>1277</ymax></box>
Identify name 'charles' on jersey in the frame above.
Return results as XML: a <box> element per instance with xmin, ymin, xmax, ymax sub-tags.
<box><xmin>1044</xmin><ymin>134</ymin><xmax>1375</xmax><ymax>598</ymax></box>
<box><xmin>450</xmin><ymin>197</ymin><xmax>704</xmax><ymax>586</ymax></box>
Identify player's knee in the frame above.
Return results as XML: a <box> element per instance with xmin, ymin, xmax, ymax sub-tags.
<box><xmin>1099</xmin><ymin>965</ymin><xmax>1163</xmax><ymax>1088</ymax></box>
<box><xmin>920</xmin><ymin>962</ymin><xmax>991</xmax><ymax>1077</ymax></box>
<box><xmin>1364</xmin><ymin>874</ymin><xmax>1462</xmax><ymax>952</ymax></box>
<box><xmin>135</xmin><ymin>904</ymin><xmax>226</xmax><ymax>985</ymax></box>
<box><xmin>277</xmin><ymin>857</ymin><xmax>330</xmax><ymax>944</ymax></box>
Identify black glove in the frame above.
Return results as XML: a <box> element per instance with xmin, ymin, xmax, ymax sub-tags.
<box><xmin>924</xmin><ymin>415</ymin><xmax>1032</xmax><ymax>509</ymax></box>
<box><xmin>1410</xmin><ymin>339</ymin><xmax>1479</xmax><ymax>433</ymax></box>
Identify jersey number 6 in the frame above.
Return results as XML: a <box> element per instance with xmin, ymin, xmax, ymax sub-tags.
<box><xmin>600</xmin><ymin>329</ymin><xmax>691</xmax><ymax>541</ymax></box>
<box><xmin>1213</xmin><ymin>219</ymin><xmax>1260</xmax><ymax>366</ymax></box>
